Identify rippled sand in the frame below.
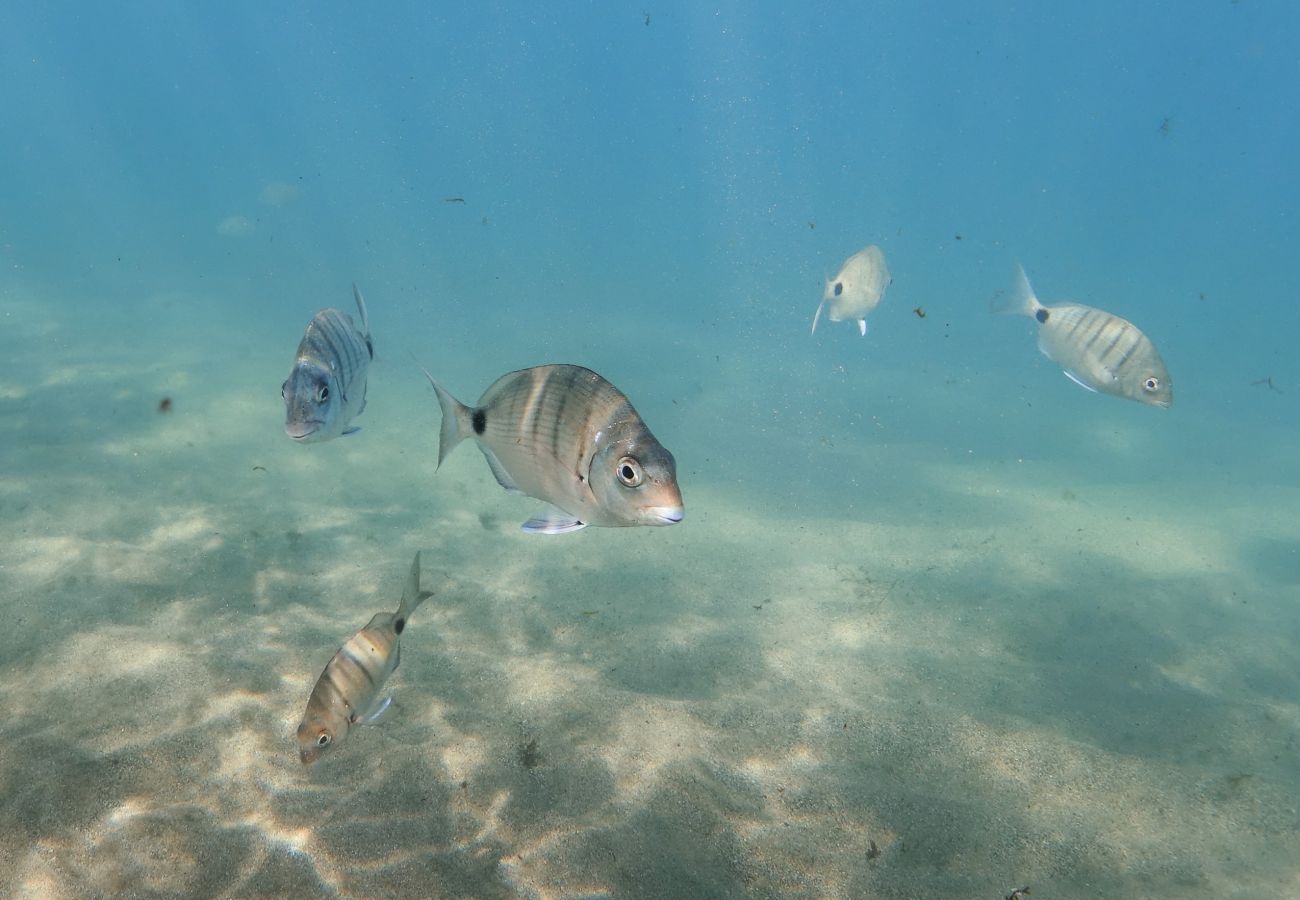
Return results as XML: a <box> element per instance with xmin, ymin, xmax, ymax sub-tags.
<box><xmin>1</xmin><ymin>287</ymin><xmax>1297</xmax><ymax>898</ymax></box>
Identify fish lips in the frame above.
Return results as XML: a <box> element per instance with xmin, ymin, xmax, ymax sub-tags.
<box><xmin>285</xmin><ymin>421</ymin><xmax>323</xmax><ymax>441</ymax></box>
<box><xmin>647</xmin><ymin>506</ymin><xmax>685</xmax><ymax>525</ymax></box>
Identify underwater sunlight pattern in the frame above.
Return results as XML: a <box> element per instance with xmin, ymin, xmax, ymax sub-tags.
<box><xmin>1</xmin><ymin>3</ymin><xmax>1298</xmax><ymax>898</ymax></box>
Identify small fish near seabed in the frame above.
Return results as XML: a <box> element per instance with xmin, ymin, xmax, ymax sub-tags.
<box><xmin>811</xmin><ymin>244</ymin><xmax>892</xmax><ymax>336</ymax></box>
<box><xmin>283</xmin><ymin>285</ymin><xmax>374</xmax><ymax>442</ymax></box>
<box><xmin>297</xmin><ymin>552</ymin><xmax>434</xmax><ymax>766</ymax></box>
<box><xmin>421</xmin><ymin>363</ymin><xmax>684</xmax><ymax>534</ymax></box>
<box><xmin>995</xmin><ymin>265</ymin><xmax>1172</xmax><ymax>408</ymax></box>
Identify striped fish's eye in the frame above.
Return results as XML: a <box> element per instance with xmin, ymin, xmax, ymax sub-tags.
<box><xmin>1143</xmin><ymin>377</ymin><xmax>1161</xmax><ymax>393</ymax></box>
<box><xmin>315</xmin><ymin>385</ymin><xmax>330</xmax><ymax>403</ymax></box>
<box><xmin>316</xmin><ymin>732</ymin><xmax>331</xmax><ymax>747</ymax></box>
<box><xmin>616</xmin><ymin>456</ymin><xmax>644</xmax><ymax>487</ymax></box>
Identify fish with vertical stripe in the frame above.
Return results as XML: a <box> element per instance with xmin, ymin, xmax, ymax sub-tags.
<box><xmin>421</xmin><ymin>364</ymin><xmax>684</xmax><ymax>534</ymax></box>
<box><xmin>995</xmin><ymin>265</ymin><xmax>1173</xmax><ymax>408</ymax></box>
<box><xmin>297</xmin><ymin>552</ymin><xmax>433</xmax><ymax>766</ymax></box>
<box><xmin>283</xmin><ymin>284</ymin><xmax>374</xmax><ymax>441</ymax></box>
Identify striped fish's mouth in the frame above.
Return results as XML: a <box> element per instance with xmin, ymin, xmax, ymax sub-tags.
<box><xmin>647</xmin><ymin>506</ymin><xmax>684</xmax><ymax>525</ymax></box>
<box><xmin>286</xmin><ymin>422</ymin><xmax>322</xmax><ymax>441</ymax></box>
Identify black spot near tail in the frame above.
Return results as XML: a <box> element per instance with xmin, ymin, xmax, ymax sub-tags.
<box><xmin>833</xmin><ymin>282</ymin><xmax>843</xmax><ymax>297</ymax></box>
<box><xmin>1035</xmin><ymin>308</ymin><xmax>1049</xmax><ymax>323</ymax></box>
<box><xmin>472</xmin><ymin>409</ymin><xmax>486</xmax><ymax>435</ymax></box>
<box><xmin>394</xmin><ymin>618</ymin><xmax>405</xmax><ymax>635</ymax></box>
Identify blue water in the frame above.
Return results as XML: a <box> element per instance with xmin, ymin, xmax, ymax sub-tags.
<box><xmin>2</xmin><ymin>3</ymin><xmax>1298</xmax><ymax>898</ymax></box>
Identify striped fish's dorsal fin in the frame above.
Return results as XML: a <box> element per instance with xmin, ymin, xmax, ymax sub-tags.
<box><xmin>352</xmin><ymin>283</ymin><xmax>374</xmax><ymax>359</ymax></box>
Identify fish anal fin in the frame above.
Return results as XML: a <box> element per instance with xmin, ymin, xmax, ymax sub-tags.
<box><xmin>811</xmin><ymin>300</ymin><xmax>824</xmax><ymax>335</ymax></box>
<box><xmin>354</xmin><ymin>694</ymin><xmax>394</xmax><ymax>726</ymax></box>
<box><xmin>479</xmin><ymin>445</ymin><xmax>524</xmax><ymax>495</ymax></box>
<box><xmin>1062</xmin><ymin>370</ymin><xmax>1098</xmax><ymax>393</ymax></box>
<box><xmin>857</xmin><ymin>318</ymin><xmax>867</xmax><ymax>337</ymax></box>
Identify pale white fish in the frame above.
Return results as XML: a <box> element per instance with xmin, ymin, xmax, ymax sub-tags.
<box><xmin>994</xmin><ymin>265</ymin><xmax>1173</xmax><ymax>408</ymax></box>
<box><xmin>421</xmin><ymin>363</ymin><xmax>684</xmax><ymax>535</ymax></box>
<box><xmin>297</xmin><ymin>552</ymin><xmax>434</xmax><ymax>767</ymax></box>
<box><xmin>811</xmin><ymin>244</ymin><xmax>892</xmax><ymax>337</ymax></box>
<box><xmin>283</xmin><ymin>284</ymin><xmax>373</xmax><ymax>442</ymax></box>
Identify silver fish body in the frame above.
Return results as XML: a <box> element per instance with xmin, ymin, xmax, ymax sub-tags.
<box><xmin>999</xmin><ymin>266</ymin><xmax>1172</xmax><ymax>408</ymax></box>
<box><xmin>283</xmin><ymin>285</ymin><xmax>373</xmax><ymax>442</ymax></box>
<box><xmin>297</xmin><ymin>552</ymin><xmax>432</xmax><ymax>766</ymax></box>
<box><xmin>812</xmin><ymin>244</ymin><xmax>891</xmax><ymax>336</ymax></box>
<box><xmin>422</xmin><ymin>364</ymin><xmax>684</xmax><ymax>534</ymax></box>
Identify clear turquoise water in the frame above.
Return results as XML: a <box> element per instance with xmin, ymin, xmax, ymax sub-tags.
<box><xmin>2</xmin><ymin>3</ymin><xmax>1297</xmax><ymax>898</ymax></box>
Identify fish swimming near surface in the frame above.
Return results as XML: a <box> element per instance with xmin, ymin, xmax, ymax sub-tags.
<box><xmin>811</xmin><ymin>244</ymin><xmax>892</xmax><ymax>336</ymax></box>
<box><xmin>297</xmin><ymin>551</ymin><xmax>433</xmax><ymax>766</ymax></box>
<box><xmin>283</xmin><ymin>285</ymin><xmax>373</xmax><ymax>441</ymax></box>
<box><xmin>995</xmin><ymin>265</ymin><xmax>1173</xmax><ymax>408</ymax></box>
<box><xmin>421</xmin><ymin>364</ymin><xmax>684</xmax><ymax>534</ymax></box>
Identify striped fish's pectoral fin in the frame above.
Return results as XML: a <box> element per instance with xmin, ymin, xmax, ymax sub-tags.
<box><xmin>342</xmin><ymin>426</ymin><xmax>361</xmax><ymax>436</ymax></box>
<box><xmin>479</xmin><ymin>445</ymin><xmax>524</xmax><ymax>495</ymax></box>
<box><xmin>1062</xmin><ymin>370</ymin><xmax>1098</xmax><ymax>393</ymax></box>
<box><xmin>354</xmin><ymin>694</ymin><xmax>394</xmax><ymax>726</ymax></box>
<box><xmin>522</xmin><ymin>507</ymin><xmax>587</xmax><ymax>535</ymax></box>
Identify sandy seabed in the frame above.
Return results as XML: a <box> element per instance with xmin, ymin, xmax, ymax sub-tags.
<box><xmin>0</xmin><ymin>287</ymin><xmax>1296</xmax><ymax>899</ymax></box>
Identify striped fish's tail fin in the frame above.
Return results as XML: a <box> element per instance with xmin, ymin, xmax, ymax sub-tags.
<box><xmin>394</xmin><ymin>551</ymin><xmax>435</xmax><ymax>633</ymax></box>
<box><xmin>352</xmin><ymin>283</ymin><xmax>374</xmax><ymax>359</ymax></box>
<box><xmin>992</xmin><ymin>263</ymin><xmax>1043</xmax><ymax>318</ymax></box>
<box><xmin>419</xmin><ymin>364</ymin><xmax>474</xmax><ymax>469</ymax></box>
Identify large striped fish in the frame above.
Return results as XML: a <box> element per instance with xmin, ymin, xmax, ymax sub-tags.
<box><xmin>812</xmin><ymin>244</ymin><xmax>891</xmax><ymax>337</ymax></box>
<box><xmin>283</xmin><ymin>285</ymin><xmax>373</xmax><ymax>442</ymax></box>
<box><xmin>296</xmin><ymin>552</ymin><xmax>433</xmax><ymax>767</ymax></box>
<box><xmin>422</xmin><ymin>364</ymin><xmax>684</xmax><ymax>535</ymax></box>
<box><xmin>996</xmin><ymin>265</ymin><xmax>1173</xmax><ymax>408</ymax></box>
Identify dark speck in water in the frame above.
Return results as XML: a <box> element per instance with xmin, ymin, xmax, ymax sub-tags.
<box><xmin>519</xmin><ymin>737</ymin><xmax>542</xmax><ymax>769</ymax></box>
<box><xmin>157</xmin><ymin>397</ymin><xmax>172</xmax><ymax>413</ymax></box>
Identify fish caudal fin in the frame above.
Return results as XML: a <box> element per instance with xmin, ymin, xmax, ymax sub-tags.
<box><xmin>991</xmin><ymin>263</ymin><xmax>1042</xmax><ymax>318</ymax></box>
<box><xmin>352</xmin><ymin>283</ymin><xmax>374</xmax><ymax>359</ymax></box>
<box><xmin>419</xmin><ymin>365</ymin><xmax>473</xmax><ymax>468</ymax></box>
<box><xmin>394</xmin><ymin>550</ymin><xmax>435</xmax><ymax>629</ymax></box>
